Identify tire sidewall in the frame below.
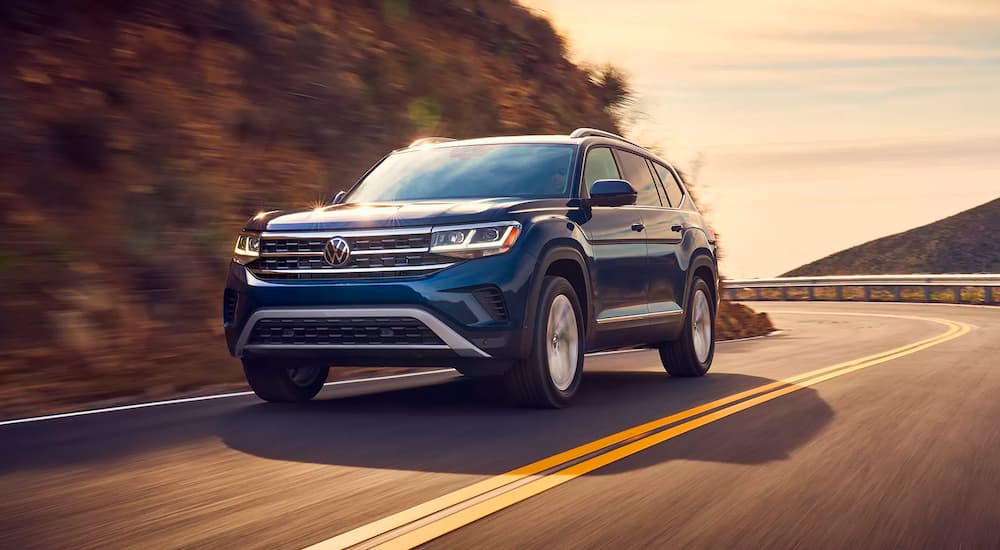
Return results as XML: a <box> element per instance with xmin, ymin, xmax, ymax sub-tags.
<box><xmin>286</xmin><ymin>365</ymin><xmax>328</xmax><ymax>395</ymax></box>
<box><xmin>688</xmin><ymin>278</ymin><xmax>716</xmax><ymax>372</ymax></box>
<box><xmin>243</xmin><ymin>359</ymin><xmax>329</xmax><ymax>402</ymax></box>
<box><xmin>533</xmin><ymin>277</ymin><xmax>585</xmax><ymax>405</ymax></box>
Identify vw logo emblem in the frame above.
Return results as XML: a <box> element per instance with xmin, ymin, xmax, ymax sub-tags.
<box><xmin>323</xmin><ymin>237</ymin><xmax>351</xmax><ymax>266</ymax></box>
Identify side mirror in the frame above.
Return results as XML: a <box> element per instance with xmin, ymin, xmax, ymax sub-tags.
<box><xmin>331</xmin><ymin>191</ymin><xmax>347</xmax><ymax>204</ymax></box>
<box><xmin>588</xmin><ymin>179</ymin><xmax>637</xmax><ymax>207</ymax></box>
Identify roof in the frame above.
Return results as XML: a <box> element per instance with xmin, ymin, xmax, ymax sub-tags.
<box><xmin>400</xmin><ymin>134</ymin><xmax>579</xmax><ymax>150</ymax></box>
<box><xmin>398</xmin><ymin>128</ymin><xmax>649</xmax><ymax>154</ymax></box>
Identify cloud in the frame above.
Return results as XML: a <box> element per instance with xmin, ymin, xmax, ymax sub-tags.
<box><xmin>711</xmin><ymin>135</ymin><xmax>1000</xmax><ymax>169</ymax></box>
<box><xmin>526</xmin><ymin>0</ymin><xmax>1000</xmax><ymax>70</ymax></box>
<box><xmin>522</xmin><ymin>0</ymin><xmax>1000</xmax><ymax>276</ymax></box>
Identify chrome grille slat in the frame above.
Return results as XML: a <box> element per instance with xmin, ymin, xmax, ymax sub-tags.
<box><xmin>353</xmin><ymin>247</ymin><xmax>429</xmax><ymax>256</ymax></box>
<box><xmin>254</xmin><ymin>263</ymin><xmax>455</xmax><ymax>274</ymax></box>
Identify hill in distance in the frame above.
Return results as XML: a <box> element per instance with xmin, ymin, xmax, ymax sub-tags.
<box><xmin>784</xmin><ymin>197</ymin><xmax>1000</xmax><ymax>276</ymax></box>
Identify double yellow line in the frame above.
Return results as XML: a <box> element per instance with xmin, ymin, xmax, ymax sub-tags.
<box><xmin>307</xmin><ymin>312</ymin><xmax>971</xmax><ymax>550</ymax></box>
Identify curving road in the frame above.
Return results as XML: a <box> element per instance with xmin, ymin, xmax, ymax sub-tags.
<box><xmin>1</xmin><ymin>302</ymin><xmax>998</xmax><ymax>549</ymax></box>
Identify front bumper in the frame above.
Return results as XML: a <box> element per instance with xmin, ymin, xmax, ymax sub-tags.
<box><xmin>223</xmin><ymin>249</ymin><xmax>537</xmax><ymax>364</ymax></box>
<box><xmin>234</xmin><ymin>306</ymin><xmax>490</xmax><ymax>358</ymax></box>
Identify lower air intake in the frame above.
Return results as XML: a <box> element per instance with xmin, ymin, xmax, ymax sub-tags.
<box><xmin>247</xmin><ymin>317</ymin><xmax>444</xmax><ymax>346</ymax></box>
<box><xmin>472</xmin><ymin>286</ymin><xmax>509</xmax><ymax>322</ymax></box>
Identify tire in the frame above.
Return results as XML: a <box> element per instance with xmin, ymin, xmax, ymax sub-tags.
<box><xmin>659</xmin><ymin>277</ymin><xmax>715</xmax><ymax>377</ymax></box>
<box><xmin>243</xmin><ymin>359</ymin><xmax>329</xmax><ymax>402</ymax></box>
<box><xmin>503</xmin><ymin>276</ymin><xmax>585</xmax><ymax>408</ymax></box>
<box><xmin>453</xmin><ymin>362</ymin><xmax>509</xmax><ymax>378</ymax></box>
<box><xmin>454</xmin><ymin>367</ymin><xmax>486</xmax><ymax>378</ymax></box>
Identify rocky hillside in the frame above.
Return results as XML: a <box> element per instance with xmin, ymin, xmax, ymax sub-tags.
<box><xmin>0</xmin><ymin>0</ymin><xmax>768</xmax><ymax>416</ymax></box>
<box><xmin>785</xmin><ymin>197</ymin><xmax>1000</xmax><ymax>276</ymax></box>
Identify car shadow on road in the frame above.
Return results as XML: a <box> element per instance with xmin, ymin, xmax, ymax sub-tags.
<box><xmin>217</xmin><ymin>370</ymin><xmax>834</xmax><ymax>475</ymax></box>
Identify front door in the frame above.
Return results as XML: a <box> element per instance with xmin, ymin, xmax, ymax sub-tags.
<box><xmin>577</xmin><ymin>146</ymin><xmax>648</xmax><ymax>330</ymax></box>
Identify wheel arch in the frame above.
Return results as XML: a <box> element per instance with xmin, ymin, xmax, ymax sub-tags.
<box><xmin>522</xmin><ymin>241</ymin><xmax>593</xmax><ymax>355</ymax></box>
<box><xmin>684</xmin><ymin>251</ymin><xmax>719</xmax><ymax>310</ymax></box>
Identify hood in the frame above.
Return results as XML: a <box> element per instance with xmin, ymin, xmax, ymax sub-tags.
<box><xmin>244</xmin><ymin>198</ymin><xmax>570</xmax><ymax>232</ymax></box>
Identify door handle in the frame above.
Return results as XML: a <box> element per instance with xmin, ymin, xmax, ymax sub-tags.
<box><xmin>671</xmin><ymin>224</ymin><xmax>684</xmax><ymax>232</ymax></box>
<box><xmin>631</xmin><ymin>223</ymin><xmax>645</xmax><ymax>232</ymax></box>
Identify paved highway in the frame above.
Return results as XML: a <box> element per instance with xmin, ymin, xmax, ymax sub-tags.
<box><xmin>1</xmin><ymin>302</ymin><xmax>998</xmax><ymax>549</ymax></box>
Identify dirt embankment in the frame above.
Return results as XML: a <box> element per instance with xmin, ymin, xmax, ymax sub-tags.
<box><xmin>0</xmin><ymin>0</ymin><xmax>773</xmax><ymax>418</ymax></box>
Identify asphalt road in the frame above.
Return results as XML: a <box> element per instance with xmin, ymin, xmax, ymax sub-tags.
<box><xmin>1</xmin><ymin>302</ymin><xmax>998</xmax><ymax>549</ymax></box>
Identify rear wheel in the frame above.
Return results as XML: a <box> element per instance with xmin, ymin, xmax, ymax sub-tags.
<box><xmin>659</xmin><ymin>277</ymin><xmax>715</xmax><ymax>377</ymax></box>
<box><xmin>243</xmin><ymin>359</ymin><xmax>328</xmax><ymax>402</ymax></box>
<box><xmin>503</xmin><ymin>276</ymin><xmax>584</xmax><ymax>408</ymax></box>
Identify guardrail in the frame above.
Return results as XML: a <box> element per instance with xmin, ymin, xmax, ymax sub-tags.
<box><xmin>723</xmin><ymin>274</ymin><xmax>1000</xmax><ymax>305</ymax></box>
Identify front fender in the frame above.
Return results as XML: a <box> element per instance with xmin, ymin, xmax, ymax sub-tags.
<box><xmin>513</xmin><ymin>215</ymin><xmax>593</xmax><ymax>357</ymax></box>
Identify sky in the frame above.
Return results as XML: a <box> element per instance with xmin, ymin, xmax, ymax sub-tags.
<box><xmin>523</xmin><ymin>0</ymin><xmax>1000</xmax><ymax>277</ymax></box>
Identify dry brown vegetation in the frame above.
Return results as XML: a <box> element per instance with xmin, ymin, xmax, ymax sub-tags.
<box><xmin>717</xmin><ymin>301</ymin><xmax>775</xmax><ymax>340</ymax></box>
<box><xmin>0</xmin><ymin>0</ymin><xmax>770</xmax><ymax>417</ymax></box>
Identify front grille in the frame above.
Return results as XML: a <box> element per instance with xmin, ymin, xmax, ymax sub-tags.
<box><xmin>247</xmin><ymin>317</ymin><xmax>444</xmax><ymax>346</ymax></box>
<box><xmin>257</xmin><ymin>252</ymin><xmax>452</xmax><ymax>271</ymax></box>
<box><xmin>250</xmin><ymin>231</ymin><xmax>454</xmax><ymax>280</ymax></box>
<box><xmin>352</xmin><ymin>234</ymin><xmax>431</xmax><ymax>251</ymax></box>
<box><xmin>259</xmin><ymin>233</ymin><xmax>431</xmax><ymax>255</ymax></box>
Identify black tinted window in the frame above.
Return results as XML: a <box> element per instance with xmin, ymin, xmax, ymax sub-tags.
<box><xmin>349</xmin><ymin>144</ymin><xmax>576</xmax><ymax>202</ymax></box>
<box><xmin>653</xmin><ymin>163</ymin><xmax>684</xmax><ymax>207</ymax></box>
<box><xmin>615</xmin><ymin>150</ymin><xmax>661</xmax><ymax>207</ymax></box>
<box><xmin>583</xmin><ymin>147</ymin><xmax>620</xmax><ymax>189</ymax></box>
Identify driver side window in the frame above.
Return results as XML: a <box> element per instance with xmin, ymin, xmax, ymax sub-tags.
<box><xmin>583</xmin><ymin>147</ymin><xmax>621</xmax><ymax>190</ymax></box>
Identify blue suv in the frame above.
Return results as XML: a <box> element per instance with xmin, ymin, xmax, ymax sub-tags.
<box><xmin>224</xmin><ymin>128</ymin><xmax>719</xmax><ymax>407</ymax></box>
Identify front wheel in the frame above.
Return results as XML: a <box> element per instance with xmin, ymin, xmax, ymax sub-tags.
<box><xmin>659</xmin><ymin>277</ymin><xmax>715</xmax><ymax>377</ymax></box>
<box><xmin>503</xmin><ymin>276</ymin><xmax>585</xmax><ymax>408</ymax></box>
<box><xmin>243</xmin><ymin>359</ymin><xmax>328</xmax><ymax>402</ymax></box>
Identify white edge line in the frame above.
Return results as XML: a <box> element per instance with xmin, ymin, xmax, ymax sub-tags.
<box><xmin>0</xmin><ymin>369</ymin><xmax>457</xmax><ymax>427</ymax></box>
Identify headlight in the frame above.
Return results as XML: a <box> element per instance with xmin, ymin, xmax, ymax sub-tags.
<box><xmin>430</xmin><ymin>222</ymin><xmax>521</xmax><ymax>259</ymax></box>
<box><xmin>233</xmin><ymin>231</ymin><xmax>261</xmax><ymax>264</ymax></box>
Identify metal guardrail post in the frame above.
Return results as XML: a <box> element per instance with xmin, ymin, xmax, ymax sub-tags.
<box><xmin>835</xmin><ymin>287</ymin><xmax>843</xmax><ymax>300</ymax></box>
<box><xmin>923</xmin><ymin>287</ymin><xmax>932</xmax><ymax>302</ymax></box>
<box><xmin>892</xmin><ymin>286</ymin><xmax>901</xmax><ymax>301</ymax></box>
<box><xmin>863</xmin><ymin>287</ymin><xmax>871</xmax><ymax>301</ymax></box>
<box><xmin>953</xmin><ymin>287</ymin><xmax>961</xmax><ymax>302</ymax></box>
<box><xmin>808</xmin><ymin>287</ymin><xmax>815</xmax><ymax>300</ymax></box>
<box><xmin>987</xmin><ymin>287</ymin><xmax>994</xmax><ymax>303</ymax></box>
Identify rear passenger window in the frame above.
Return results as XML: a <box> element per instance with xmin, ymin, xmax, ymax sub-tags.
<box><xmin>653</xmin><ymin>163</ymin><xmax>685</xmax><ymax>207</ymax></box>
<box><xmin>615</xmin><ymin>150</ymin><xmax>662</xmax><ymax>207</ymax></box>
<box><xmin>583</xmin><ymin>147</ymin><xmax>620</xmax><ymax>189</ymax></box>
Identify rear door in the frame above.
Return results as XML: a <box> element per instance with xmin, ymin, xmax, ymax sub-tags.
<box><xmin>645</xmin><ymin>160</ymin><xmax>695</xmax><ymax>316</ymax></box>
<box><xmin>609</xmin><ymin>150</ymin><xmax>683</xmax><ymax>322</ymax></box>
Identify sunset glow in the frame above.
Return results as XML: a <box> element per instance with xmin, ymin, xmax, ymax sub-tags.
<box><xmin>525</xmin><ymin>0</ymin><xmax>1000</xmax><ymax>276</ymax></box>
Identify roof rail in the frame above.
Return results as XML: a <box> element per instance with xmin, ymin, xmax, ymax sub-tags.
<box><xmin>569</xmin><ymin>128</ymin><xmax>643</xmax><ymax>148</ymax></box>
<box><xmin>408</xmin><ymin>137</ymin><xmax>456</xmax><ymax>148</ymax></box>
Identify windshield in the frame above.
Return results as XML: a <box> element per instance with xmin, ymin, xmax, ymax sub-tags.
<box><xmin>347</xmin><ymin>144</ymin><xmax>577</xmax><ymax>202</ymax></box>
